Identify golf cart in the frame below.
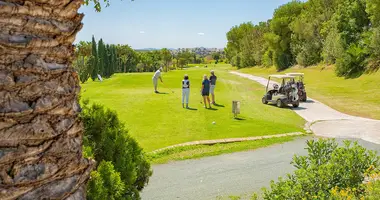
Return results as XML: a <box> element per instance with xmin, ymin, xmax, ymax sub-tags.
<box><xmin>286</xmin><ymin>73</ymin><xmax>307</xmax><ymax>102</ymax></box>
<box><xmin>261</xmin><ymin>75</ymin><xmax>300</xmax><ymax>108</ymax></box>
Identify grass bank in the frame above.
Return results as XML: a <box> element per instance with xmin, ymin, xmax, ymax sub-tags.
<box><xmin>237</xmin><ymin>65</ymin><xmax>380</xmax><ymax>120</ymax></box>
<box><xmin>149</xmin><ymin>135</ymin><xmax>301</xmax><ymax>164</ymax></box>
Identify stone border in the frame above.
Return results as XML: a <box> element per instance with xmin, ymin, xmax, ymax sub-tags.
<box><xmin>151</xmin><ymin>132</ymin><xmax>304</xmax><ymax>153</ymax></box>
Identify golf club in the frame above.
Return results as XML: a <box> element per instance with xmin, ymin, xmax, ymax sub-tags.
<box><xmin>162</xmin><ymin>82</ymin><xmax>174</xmax><ymax>93</ymax></box>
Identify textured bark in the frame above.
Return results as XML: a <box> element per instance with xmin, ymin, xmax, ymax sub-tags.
<box><xmin>0</xmin><ymin>0</ymin><xmax>94</xmax><ymax>199</ymax></box>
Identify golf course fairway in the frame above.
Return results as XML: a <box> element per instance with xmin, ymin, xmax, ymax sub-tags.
<box><xmin>81</xmin><ymin>66</ymin><xmax>305</xmax><ymax>152</ymax></box>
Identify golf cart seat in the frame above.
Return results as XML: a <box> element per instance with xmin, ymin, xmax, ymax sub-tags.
<box><xmin>279</xmin><ymin>86</ymin><xmax>285</xmax><ymax>93</ymax></box>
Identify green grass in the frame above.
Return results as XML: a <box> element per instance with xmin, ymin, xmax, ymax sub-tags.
<box><xmin>237</xmin><ymin>65</ymin><xmax>380</xmax><ymax>120</ymax></box>
<box><xmin>149</xmin><ymin>135</ymin><xmax>300</xmax><ymax>164</ymax></box>
<box><xmin>81</xmin><ymin>64</ymin><xmax>305</xmax><ymax>152</ymax></box>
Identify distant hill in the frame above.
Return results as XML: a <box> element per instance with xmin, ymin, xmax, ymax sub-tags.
<box><xmin>135</xmin><ymin>48</ymin><xmax>161</xmax><ymax>52</ymax></box>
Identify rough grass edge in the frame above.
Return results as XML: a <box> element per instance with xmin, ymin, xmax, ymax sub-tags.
<box><xmin>152</xmin><ymin>132</ymin><xmax>304</xmax><ymax>153</ymax></box>
<box><xmin>148</xmin><ymin>134</ymin><xmax>306</xmax><ymax>164</ymax></box>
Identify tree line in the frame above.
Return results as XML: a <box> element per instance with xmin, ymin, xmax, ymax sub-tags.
<box><xmin>225</xmin><ymin>0</ymin><xmax>380</xmax><ymax>78</ymax></box>
<box><xmin>75</xmin><ymin>37</ymin><xmax>225</xmax><ymax>83</ymax></box>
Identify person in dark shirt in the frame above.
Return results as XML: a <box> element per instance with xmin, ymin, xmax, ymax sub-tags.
<box><xmin>182</xmin><ymin>74</ymin><xmax>190</xmax><ymax>108</ymax></box>
<box><xmin>209</xmin><ymin>70</ymin><xmax>217</xmax><ymax>104</ymax></box>
<box><xmin>201</xmin><ymin>74</ymin><xmax>212</xmax><ymax>108</ymax></box>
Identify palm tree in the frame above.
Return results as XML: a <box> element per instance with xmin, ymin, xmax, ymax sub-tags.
<box><xmin>0</xmin><ymin>0</ymin><xmax>108</xmax><ymax>199</ymax></box>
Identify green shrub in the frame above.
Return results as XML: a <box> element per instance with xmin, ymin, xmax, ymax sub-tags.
<box><xmin>73</xmin><ymin>56</ymin><xmax>93</xmax><ymax>83</ymax></box>
<box><xmin>87</xmin><ymin>161</ymin><xmax>126</xmax><ymax>200</ymax></box>
<box><xmin>330</xmin><ymin>172</ymin><xmax>380</xmax><ymax>199</ymax></box>
<box><xmin>335</xmin><ymin>44</ymin><xmax>367</xmax><ymax>78</ymax></box>
<box><xmin>81</xmin><ymin>100</ymin><xmax>152</xmax><ymax>199</ymax></box>
<box><xmin>366</xmin><ymin>27</ymin><xmax>380</xmax><ymax>73</ymax></box>
<box><xmin>322</xmin><ymin>28</ymin><xmax>345</xmax><ymax>64</ymax></box>
<box><xmin>273</xmin><ymin>51</ymin><xmax>292</xmax><ymax>71</ymax></box>
<box><xmin>296</xmin><ymin>42</ymin><xmax>322</xmax><ymax>67</ymax></box>
<box><xmin>262</xmin><ymin>50</ymin><xmax>273</xmax><ymax>67</ymax></box>
<box><xmin>262</xmin><ymin>139</ymin><xmax>380</xmax><ymax>199</ymax></box>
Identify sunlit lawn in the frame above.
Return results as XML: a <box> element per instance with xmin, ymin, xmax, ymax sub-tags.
<box><xmin>237</xmin><ymin>65</ymin><xmax>380</xmax><ymax>120</ymax></box>
<box><xmin>81</xmin><ymin>65</ymin><xmax>305</xmax><ymax>152</ymax></box>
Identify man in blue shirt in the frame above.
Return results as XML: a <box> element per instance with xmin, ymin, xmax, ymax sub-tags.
<box><xmin>201</xmin><ymin>74</ymin><xmax>211</xmax><ymax>108</ymax></box>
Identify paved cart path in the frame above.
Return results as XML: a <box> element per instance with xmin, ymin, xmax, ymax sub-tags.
<box><xmin>230</xmin><ymin>71</ymin><xmax>380</xmax><ymax>144</ymax></box>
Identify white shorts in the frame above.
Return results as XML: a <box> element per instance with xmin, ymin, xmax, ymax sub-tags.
<box><xmin>210</xmin><ymin>85</ymin><xmax>216</xmax><ymax>94</ymax></box>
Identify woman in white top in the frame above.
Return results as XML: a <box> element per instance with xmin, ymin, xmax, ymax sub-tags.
<box><xmin>182</xmin><ymin>74</ymin><xmax>190</xmax><ymax>108</ymax></box>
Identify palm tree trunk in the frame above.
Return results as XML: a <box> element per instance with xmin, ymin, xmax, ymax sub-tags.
<box><xmin>0</xmin><ymin>0</ymin><xmax>94</xmax><ymax>199</ymax></box>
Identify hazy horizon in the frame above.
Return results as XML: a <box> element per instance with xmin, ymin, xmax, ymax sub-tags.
<box><xmin>76</xmin><ymin>0</ymin><xmax>295</xmax><ymax>49</ymax></box>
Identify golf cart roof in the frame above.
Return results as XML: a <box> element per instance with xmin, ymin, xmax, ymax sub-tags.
<box><xmin>286</xmin><ymin>73</ymin><xmax>304</xmax><ymax>76</ymax></box>
<box><xmin>269</xmin><ymin>74</ymin><xmax>295</xmax><ymax>79</ymax></box>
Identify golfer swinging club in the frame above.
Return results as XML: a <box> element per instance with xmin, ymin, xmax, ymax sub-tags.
<box><xmin>152</xmin><ymin>67</ymin><xmax>163</xmax><ymax>93</ymax></box>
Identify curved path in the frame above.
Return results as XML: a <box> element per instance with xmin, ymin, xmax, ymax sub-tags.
<box><xmin>141</xmin><ymin>137</ymin><xmax>380</xmax><ymax>200</ymax></box>
<box><xmin>230</xmin><ymin>71</ymin><xmax>380</xmax><ymax>144</ymax></box>
<box><xmin>141</xmin><ymin>71</ymin><xmax>380</xmax><ymax>199</ymax></box>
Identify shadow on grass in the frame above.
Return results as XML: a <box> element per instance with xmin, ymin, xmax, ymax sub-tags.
<box><xmin>234</xmin><ymin>117</ymin><xmax>245</xmax><ymax>121</ymax></box>
<box><xmin>186</xmin><ymin>107</ymin><xmax>198</xmax><ymax>111</ymax></box>
<box><xmin>213</xmin><ymin>103</ymin><xmax>225</xmax><ymax>107</ymax></box>
<box><xmin>156</xmin><ymin>92</ymin><xmax>169</xmax><ymax>95</ymax></box>
<box><xmin>207</xmin><ymin>107</ymin><xmax>218</xmax><ymax>111</ymax></box>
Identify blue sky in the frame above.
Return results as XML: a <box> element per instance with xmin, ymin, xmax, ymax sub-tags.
<box><xmin>76</xmin><ymin>0</ymin><xmax>295</xmax><ymax>49</ymax></box>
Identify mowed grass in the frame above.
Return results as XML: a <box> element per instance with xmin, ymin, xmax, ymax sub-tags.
<box><xmin>81</xmin><ymin>65</ymin><xmax>305</xmax><ymax>152</ymax></box>
<box><xmin>238</xmin><ymin>65</ymin><xmax>380</xmax><ymax>120</ymax></box>
<box><xmin>149</xmin><ymin>135</ymin><xmax>300</xmax><ymax>164</ymax></box>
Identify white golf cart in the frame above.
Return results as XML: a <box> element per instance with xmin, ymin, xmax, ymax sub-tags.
<box><xmin>261</xmin><ymin>75</ymin><xmax>300</xmax><ymax>108</ymax></box>
<box><xmin>286</xmin><ymin>73</ymin><xmax>307</xmax><ymax>102</ymax></box>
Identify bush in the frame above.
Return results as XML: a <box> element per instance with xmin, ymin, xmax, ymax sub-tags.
<box><xmin>262</xmin><ymin>139</ymin><xmax>380</xmax><ymax>199</ymax></box>
<box><xmin>331</xmin><ymin>172</ymin><xmax>380</xmax><ymax>199</ymax></box>
<box><xmin>74</xmin><ymin>56</ymin><xmax>92</xmax><ymax>83</ymax></box>
<box><xmin>231</xmin><ymin>54</ymin><xmax>242</xmax><ymax>69</ymax></box>
<box><xmin>81</xmin><ymin>100</ymin><xmax>152</xmax><ymax>199</ymax></box>
<box><xmin>322</xmin><ymin>29</ymin><xmax>345</xmax><ymax>64</ymax></box>
<box><xmin>87</xmin><ymin>161</ymin><xmax>126</xmax><ymax>200</ymax></box>
<box><xmin>366</xmin><ymin>27</ymin><xmax>380</xmax><ymax>73</ymax></box>
<box><xmin>296</xmin><ymin>42</ymin><xmax>322</xmax><ymax>67</ymax></box>
<box><xmin>273</xmin><ymin>51</ymin><xmax>292</xmax><ymax>71</ymax></box>
<box><xmin>262</xmin><ymin>50</ymin><xmax>273</xmax><ymax>67</ymax></box>
<box><xmin>335</xmin><ymin>44</ymin><xmax>367</xmax><ymax>78</ymax></box>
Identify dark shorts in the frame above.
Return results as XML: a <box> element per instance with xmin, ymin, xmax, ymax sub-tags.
<box><xmin>202</xmin><ymin>90</ymin><xmax>209</xmax><ymax>96</ymax></box>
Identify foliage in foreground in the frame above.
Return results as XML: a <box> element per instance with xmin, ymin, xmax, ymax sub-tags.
<box><xmin>81</xmin><ymin>100</ymin><xmax>152</xmax><ymax>200</ymax></box>
<box><xmin>262</xmin><ymin>139</ymin><xmax>380</xmax><ymax>199</ymax></box>
<box><xmin>330</xmin><ymin>172</ymin><xmax>380</xmax><ymax>199</ymax></box>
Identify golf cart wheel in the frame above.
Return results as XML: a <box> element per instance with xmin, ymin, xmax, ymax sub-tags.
<box><xmin>293</xmin><ymin>101</ymin><xmax>300</xmax><ymax>108</ymax></box>
<box><xmin>276</xmin><ymin>99</ymin><xmax>284</xmax><ymax>108</ymax></box>
<box><xmin>302</xmin><ymin>93</ymin><xmax>307</xmax><ymax>102</ymax></box>
<box><xmin>262</xmin><ymin>96</ymin><xmax>268</xmax><ymax>104</ymax></box>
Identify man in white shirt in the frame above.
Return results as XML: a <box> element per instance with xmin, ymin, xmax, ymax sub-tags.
<box><xmin>152</xmin><ymin>67</ymin><xmax>163</xmax><ymax>93</ymax></box>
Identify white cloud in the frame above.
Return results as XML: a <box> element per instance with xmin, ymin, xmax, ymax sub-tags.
<box><xmin>197</xmin><ymin>32</ymin><xmax>205</xmax><ymax>36</ymax></box>
<box><xmin>140</xmin><ymin>31</ymin><xmax>145</xmax><ymax>34</ymax></box>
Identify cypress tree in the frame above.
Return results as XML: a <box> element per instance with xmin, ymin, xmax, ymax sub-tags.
<box><xmin>111</xmin><ymin>45</ymin><xmax>117</xmax><ymax>76</ymax></box>
<box><xmin>97</xmin><ymin>39</ymin><xmax>105</xmax><ymax>77</ymax></box>
<box><xmin>104</xmin><ymin>44</ymin><xmax>110</xmax><ymax>77</ymax></box>
<box><xmin>91</xmin><ymin>35</ymin><xmax>98</xmax><ymax>81</ymax></box>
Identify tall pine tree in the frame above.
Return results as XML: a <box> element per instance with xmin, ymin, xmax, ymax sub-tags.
<box><xmin>91</xmin><ymin>35</ymin><xmax>98</xmax><ymax>80</ymax></box>
<box><xmin>97</xmin><ymin>39</ymin><xmax>105</xmax><ymax>77</ymax></box>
